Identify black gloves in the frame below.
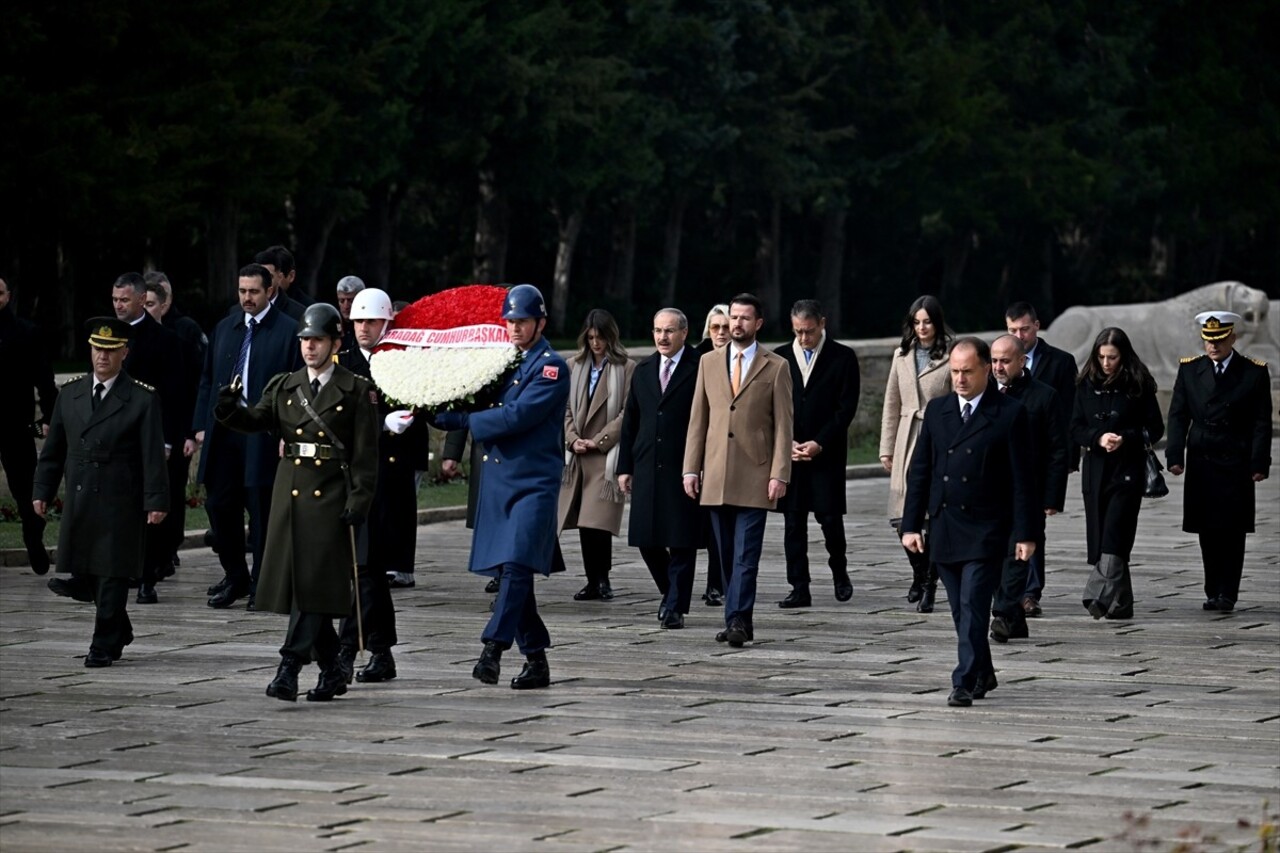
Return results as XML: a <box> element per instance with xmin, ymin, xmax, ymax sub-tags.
<box><xmin>340</xmin><ymin>508</ymin><xmax>364</xmax><ymax>527</ymax></box>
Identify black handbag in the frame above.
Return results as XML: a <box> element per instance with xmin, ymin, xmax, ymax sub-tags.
<box><xmin>1142</xmin><ymin>428</ymin><xmax>1169</xmax><ymax>499</ymax></box>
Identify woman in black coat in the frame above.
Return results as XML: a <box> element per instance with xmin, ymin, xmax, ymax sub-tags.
<box><xmin>1070</xmin><ymin>327</ymin><xmax>1164</xmax><ymax>620</ymax></box>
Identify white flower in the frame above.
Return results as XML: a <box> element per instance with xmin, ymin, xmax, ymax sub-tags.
<box><xmin>370</xmin><ymin>346</ymin><xmax>520</xmax><ymax>410</ymax></box>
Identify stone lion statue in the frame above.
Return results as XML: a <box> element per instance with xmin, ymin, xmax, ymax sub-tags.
<box><xmin>1043</xmin><ymin>282</ymin><xmax>1278</xmax><ymax>393</ymax></box>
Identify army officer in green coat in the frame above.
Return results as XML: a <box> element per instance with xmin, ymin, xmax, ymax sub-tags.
<box><xmin>216</xmin><ymin>303</ymin><xmax>379</xmax><ymax>702</ymax></box>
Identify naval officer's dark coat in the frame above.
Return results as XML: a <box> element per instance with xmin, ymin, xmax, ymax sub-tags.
<box><xmin>216</xmin><ymin>364</ymin><xmax>380</xmax><ymax>616</ymax></box>
<box><xmin>616</xmin><ymin>344</ymin><xmax>703</xmax><ymax>549</ymax></box>
<box><xmin>33</xmin><ymin>372</ymin><xmax>168</xmax><ymax>578</ymax></box>
<box><xmin>1166</xmin><ymin>353</ymin><xmax>1272</xmax><ymax>534</ymax></box>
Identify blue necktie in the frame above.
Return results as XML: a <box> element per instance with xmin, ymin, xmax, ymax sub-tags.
<box><xmin>234</xmin><ymin>317</ymin><xmax>256</xmax><ymax>396</ymax></box>
<box><xmin>804</xmin><ymin>349</ymin><xmax>813</xmax><ymax>365</ymax></box>
<box><xmin>962</xmin><ymin>402</ymin><xmax>972</xmax><ymax>424</ymax></box>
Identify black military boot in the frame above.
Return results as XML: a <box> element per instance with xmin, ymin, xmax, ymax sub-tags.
<box><xmin>356</xmin><ymin>650</ymin><xmax>397</xmax><ymax>683</ymax></box>
<box><xmin>510</xmin><ymin>651</ymin><xmax>550</xmax><ymax>690</ymax></box>
<box><xmin>917</xmin><ymin>563</ymin><xmax>939</xmax><ymax>613</ymax></box>
<box><xmin>266</xmin><ymin>654</ymin><xmax>303</xmax><ymax>702</ymax></box>
<box><xmin>306</xmin><ymin>660</ymin><xmax>349</xmax><ymax>702</ymax></box>
<box><xmin>337</xmin><ymin>646</ymin><xmax>357</xmax><ymax>685</ymax></box>
<box><xmin>473</xmin><ymin>641</ymin><xmax>503</xmax><ymax>684</ymax></box>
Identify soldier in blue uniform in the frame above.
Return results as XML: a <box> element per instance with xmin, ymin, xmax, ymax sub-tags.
<box><xmin>432</xmin><ymin>284</ymin><xmax>570</xmax><ymax>690</ymax></box>
<box><xmin>1166</xmin><ymin>311</ymin><xmax>1272</xmax><ymax>612</ymax></box>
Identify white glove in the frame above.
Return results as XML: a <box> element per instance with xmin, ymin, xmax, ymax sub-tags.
<box><xmin>384</xmin><ymin>410</ymin><xmax>414</xmax><ymax>435</ymax></box>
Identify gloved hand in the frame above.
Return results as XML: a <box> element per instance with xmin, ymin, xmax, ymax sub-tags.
<box><xmin>216</xmin><ymin>383</ymin><xmax>240</xmax><ymax>408</ymax></box>
<box><xmin>384</xmin><ymin>410</ymin><xmax>414</xmax><ymax>434</ymax></box>
<box><xmin>340</xmin><ymin>508</ymin><xmax>365</xmax><ymax>527</ymax></box>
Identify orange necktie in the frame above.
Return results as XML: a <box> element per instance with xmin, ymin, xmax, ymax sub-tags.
<box><xmin>732</xmin><ymin>352</ymin><xmax>743</xmax><ymax>396</ymax></box>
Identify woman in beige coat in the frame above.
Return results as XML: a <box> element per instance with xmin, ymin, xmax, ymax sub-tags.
<box><xmin>879</xmin><ymin>295</ymin><xmax>952</xmax><ymax>612</ymax></box>
<box><xmin>557</xmin><ymin>309</ymin><xmax>635</xmax><ymax>602</ymax></box>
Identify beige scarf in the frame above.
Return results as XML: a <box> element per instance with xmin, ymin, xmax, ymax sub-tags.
<box><xmin>563</xmin><ymin>357</ymin><xmax>626</xmax><ymax>503</ymax></box>
<box><xmin>791</xmin><ymin>332</ymin><xmax>826</xmax><ymax>387</ymax></box>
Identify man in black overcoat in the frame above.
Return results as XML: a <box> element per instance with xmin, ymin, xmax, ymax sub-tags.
<box><xmin>902</xmin><ymin>337</ymin><xmax>1038</xmax><ymax>707</ymax></box>
<box><xmin>0</xmin><ymin>277</ymin><xmax>58</xmax><ymax>575</ymax></box>
<box><xmin>34</xmin><ymin>318</ymin><xmax>168</xmax><ymax>667</ymax></box>
<box><xmin>111</xmin><ymin>273</ymin><xmax>186</xmax><ymax>604</ymax></box>
<box><xmin>194</xmin><ymin>264</ymin><xmax>303</xmax><ymax>609</ymax></box>
<box><xmin>1004</xmin><ymin>301</ymin><xmax>1078</xmax><ymax>614</ymax></box>
<box><xmin>987</xmin><ymin>335</ymin><xmax>1068</xmax><ymax>643</ymax></box>
<box><xmin>1166</xmin><ymin>310</ymin><xmax>1273</xmax><ymax>612</ymax></box>
<box><xmin>773</xmin><ymin>299</ymin><xmax>860</xmax><ymax>607</ymax></box>
<box><xmin>616</xmin><ymin>308</ymin><xmax>704</xmax><ymax>629</ymax></box>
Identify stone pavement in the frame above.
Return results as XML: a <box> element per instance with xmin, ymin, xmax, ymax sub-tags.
<box><xmin>2</xmin><ymin>453</ymin><xmax>1278</xmax><ymax>852</ymax></box>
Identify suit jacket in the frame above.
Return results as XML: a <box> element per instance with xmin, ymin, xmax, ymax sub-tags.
<box><xmin>683</xmin><ymin>344</ymin><xmax>793</xmax><ymax>510</ymax></box>
<box><xmin>1027</xmin><ymin>337</ymin><xmax>1078</xmax><ymax>413</ymax></box>
<box><xmin>902</xmin><ymin>389</ymin><xmax>1039</xmax><ymax>565</ymax></box>
<box><xmin>775</xmin><ymin>336</ymin><xmax>860</xmax><ymax>515</ymax></box>
<box><xmin>617</xmin><ymin>345</ymin><xmax>703</xmax><ymax>548</ymax></box>
<box><xmin>34</xmin><ymin>372</ymin><xmax>168</xmax><ymax>578</ymax></box>
<box><xmin>216</xmin><ymin>364</ymin><xmax>379</xmax><ymax>616</ymax></box>
<box><xmin>194</xmin><ymin>305</ymin><xmax>303</xmax><ymax>487</ymax></box>
<box><xmin>1166</xmin><ymin>353</ymin><xmax>1272</xmax><ymax>534</ymax></box>
<box><xmin>434</xmin><ymin>337</ymin><xmax>571</xmax><ymax>576</ymax></box>
<box><xmin>1001</xmin><ymin>372</ymin><xmax>1069</xmax><ymax>513</ymax></box>
<box><xmin>121</xmin><ymin>312</ymin><xmax>186</xmax><ymax>448</ymax></box>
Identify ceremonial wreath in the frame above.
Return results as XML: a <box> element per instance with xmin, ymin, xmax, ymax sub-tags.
<box><xmin>369</xmin><ymin>284</ymin><xmax>521</xmax><ymax>411</ymax></box>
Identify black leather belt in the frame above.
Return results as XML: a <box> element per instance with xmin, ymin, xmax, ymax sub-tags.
<box><xmin>285</xmin><ymin>442</ymin><xmax>340</xmax><ymax>460</ymax></box>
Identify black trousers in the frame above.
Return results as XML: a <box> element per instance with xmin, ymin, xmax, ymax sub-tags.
<box><xmin>702</xmin><ymin>508</ymin><xmax>724</xmax><ymax>596</ymax></box>
<box><xmin>782</xmin><ymin>510</ymin><xmax>847</xmax><ymax>592</ymax></box>
<box><xmin>204</xmin><ymin>436</ymin><xmax>272</xmax><ymax>590</ymax></box>
<box><xmin>281</xmin><ymin>606</ymin><xmax>340</xmax><ymax>664</ymax></box>
<box><xmin>555</xmin><ymin>528</ymin><xmax>614</xmax><ymax>584</ymax></box>
<box><xmin>0</xmin><ymin>430</ymin><xmax>46</xmax><ymax>560</ymax></box>
<box><xmin>339</xmin><ymin>562</ymin><xmax>398</xmax><ymax>652</ymax></box>
<box><xmin>992</xmin><ymin>536</ymin><xmax>1046</xmax><ymax>624</ymax></box>
<box><xmin>91</xmin><ymin>576</ymin><xmax>133</xmax><ymax>656</ymax></box>
<box><xmin>1199</xmin><ymin>530</ymin><xmax>1247</xmax><ymax>604</ymax></box>
<box><xmin>163</xmin><ymin>449</ymin><xmax>192</xmax><ymax>556</ymax></box>
<box><xmin>640</xmin><ymin>546</ymin><xmax>697</xmax><ymax>614</ymax></box>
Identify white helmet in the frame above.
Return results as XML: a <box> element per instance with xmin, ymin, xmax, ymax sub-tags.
<box><xmin>350</xmin><ymin>287</ymin><xmax>394</xmax><ymax>321</ymax></box>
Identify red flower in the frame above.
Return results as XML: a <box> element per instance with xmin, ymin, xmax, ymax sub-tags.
<box><xmin>391</xmin><ymin>285</ymin><xmax>508</xmax><ymax>332</ymax></box>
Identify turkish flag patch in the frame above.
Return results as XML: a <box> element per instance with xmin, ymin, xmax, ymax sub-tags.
<box><xmin>542</xmin><ymin>365</ymin><xmax>560</xmax><ymax>380</ymax></box>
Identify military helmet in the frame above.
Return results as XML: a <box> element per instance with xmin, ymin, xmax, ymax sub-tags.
<box><xmin>350</xmin><ymin>287</ymin><xmax>394</xmax><ymax>321</ymax></box>
<box><xmin>502</xmin><ymin>283</ymin><xmax>547</xmax><ymax>320</ymax></box>
<box><xmin>297</xmin><ymin>303</ymin><xmax>342</xmax><ymax>339</ymax></box>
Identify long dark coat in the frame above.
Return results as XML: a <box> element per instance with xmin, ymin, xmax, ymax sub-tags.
<box><xmin>1166</xmin><ymin>354</ymin><xmax>1272</xmax><ymax>534</ymax></box>
<box><xmin>216</xmin><ymin>364</ymin><xmax>380</xmax><ymax>616</ymax></box>
<box><xmin>774</xmin><ymin>337</ymin><xmax>860</xmax><ymax>515</ymax></box>
<box><xmin>123</xmin><ymin>312</ymin><xmax>187</xmax><ymax>448</ymax></box>
<box><xmin>1002</xmin><ymin>373</ymin><xmax>1069</xmax><ymax>514</ymax></box>
<box><xmin>902</xmin><ymin>390</ymin><xmax>1039</xmax><ymax>564</ymax></box>
<box><xmin>34</xmin><ymin>373</ymin><xmax>168</xmax><ymax>578</ymax></box>
<box><xmin>616</xmin><ymin>345</ymin><xmax>703</xmax><ymax>549</ymax></box>
<box><xmin>1070</xmin><ymin>379</ymin><xmax>1164</xmax><ymax>563</ymax></box>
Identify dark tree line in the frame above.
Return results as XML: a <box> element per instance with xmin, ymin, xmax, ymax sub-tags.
<box><xmin>3</xmin><ymin>0</ymin><xmax>1276</xmax><ymax>357</ymax></box>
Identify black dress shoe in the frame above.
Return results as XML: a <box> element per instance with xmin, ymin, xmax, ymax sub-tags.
<box><xmin>1216</xmin><ymin>598</ymin><xmax>1235</xmax><ymax>613</ymax></box>
<box><xmin>660</xmin><ymin>611</ymin><xmax>685</xmax><ymax>630</ymax></box>
<box><xmin>84</xmin><ymin>647</ymin><xmax>112</xmax><ymax>668</ymax></box>
<box><xmin>598</xmin><ymin>579</ymin><xmax>614</xmax><ymax>601</ymax></box>
<box><xmin>703</xmin><ymin>590</ymin><xmax>724</xmax><ymax>607</ymax></box>
<box><xmin>907</xmin><ymin>581</ymin><xmax>924</xmax><ymax>603</ymax></box>
<box><xmin>156</xmin><ymin>562</ymin><xmax>175</xmax><ymax>581</ymax></box>
<box><xmin>473</xmin><ymin>641</ymin><xmax>503</xmax><ymax>684</ymax></box>
<box><xmin>573</xmin><ymin>583</ymin><xmax>601</xmax><ymax>602</ymax></box>
<box><xmin>658</xmin><ymin>605</ymin><xmax>669</xmax><ymax>623</ymax></box>
<box><xmin>337</xmin><ymin>646</ymin><xmax>357</xmax><ymax>685</ymax></box>
<box><xmin>357</xmin><ymin>651</ymin><xmax>397</xmax><ymax>683</ymax></box>
<box><xmin>1105</xmin><ymin>607</ymin><xmax>1133</xmax><ymax>620</ymax></box>
<box><xmin>266</xmin><ymin>654</ymin><xmax>302</xmax><ymax>702</ymax></box>
<box><xmin>306</xmin><ymin>663</ymin><xmax>349</xmax><ymax>702</ymax></box>
<box><xmin>917</xmin><ymin>586</ymin><xmax>936</xmax><ymax>613</ymax></box>
<box><xmin>725</xmin><ymin>618</ymin><xmax>750</xmax><ymax>647</ymax></box>
<box><xmin>972</xmin><ymin>671</ymin><xmax>998</xmax><ymax>700</ymax></box>
<box><xmin>208</xmin><ymin>582</ymin><xmax>250</xmax><ymax>609</ymax></box>
<box><xmin>510</xmin><ymin>652</ymin><xmax>550</xmax><ymax>690</ymax></box>
<box><xmin>136</xmin><ymin>583</ymin><xmax>158</xmax><ymax>605</ymax></box>
<box><xmin>990</xmin><ymin>616</ymin><xmax>1011</xmax><ymax>643</ymax></box>
<box><xmin>1085</xmin><ymin>600</ymin><xmax>1106</xmax><ymax>620</ymax></box>
<box><xmin>48</xmin><ymin>576</ymin><xmax>94</xmax><ymax>603</ymax></box>
<box><xmin>947</xmin><ymin>687</ymin><xmax>973</xmax><ymax>707</ymax></box>
<box><xmin>484</xmin><ymin>577</ymin><xmax>501</xmax><ymax>594</ymax></box>
<box><xmin>207</xmin><ymin>576</ymin><xmax>232</xmax><ymax>596</ymax></box>
<box><xmin>1202</xmin><ymin>598</ymin><xmax>1220</xmax><ymax>611</ymax></box>
<box><xmin>833</xmin><ymin>573</ymin><xmax>853</xmax><ymax>602</ymax></box>
<box><xmin>245</xmin><ymin>596</ymin><xmax>256</xmax><ymax>612</ymax></box>
<box><xmin>778</xmin><ymin>590</ymin><xmax>812</xmax><ymax>609</ymax></box>
<box><xmin>715</xmin><ymin>629</ymin><xmax>729</xmax><ymax>643</ymax></box>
